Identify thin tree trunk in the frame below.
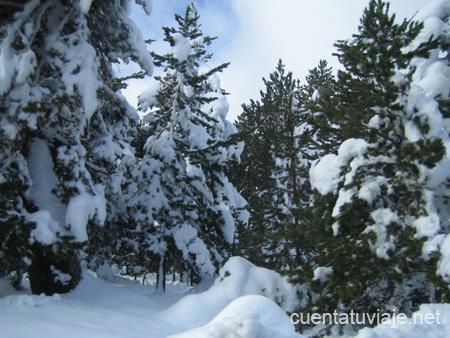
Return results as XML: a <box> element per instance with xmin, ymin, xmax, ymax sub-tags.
<box><xmin>155</xmin><ymin>254</ymin><xmax>166</xmax><ymax>294</ymax></box>
<box><xmin>181</xmin><ymin>269</ymin><xmax>190</xmax><ymax>285</ymax></box>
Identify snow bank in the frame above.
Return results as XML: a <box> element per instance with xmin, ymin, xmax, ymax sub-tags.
<box><xmin>159</xmin><ymin>256</ymin><xmax>298</xmax><ymax>329</ymax></box>
<box><xmin>168</xmin><ymin>295</ymin><xmax>304</xmax><ymax>338</ymax></box>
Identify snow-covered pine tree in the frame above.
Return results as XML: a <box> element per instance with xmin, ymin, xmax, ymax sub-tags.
<box><xmin>297</xmin><ymin>0</ymin><xmax>450</xmax><ymax>334</ymax></box>
<box><xmin>0</xmin><ymin>0</ymin><xmax>153</xmax><ymax>294</ymax></box>
<box><xmin>81</xmin><ymin>0</ymin><xmax>154</xmax><ymax>279</ymax></box>
<box><xmin>129</xmin><ymin>3</ymin><xmax>247</xmax><ymax>292</ymax></box>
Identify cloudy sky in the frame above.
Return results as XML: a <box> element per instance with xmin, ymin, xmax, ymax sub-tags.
<box><xmin>124</xmin><ymin>0</ymin><xmax>434</xmax><ymax>122</ymax></box>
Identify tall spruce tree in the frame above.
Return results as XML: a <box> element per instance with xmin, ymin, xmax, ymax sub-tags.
<box><xmin>295</xmin><ymin>0</ymin><xmax>450</xmax><ymax>335</ymax></box>
<box><xmin>0</xmin><ymin>0</ymin><xmax>153</xmax><ymax>294</ymax></box>
<box><xmin>126</xmin><ymin>3</ymin><xmax>247</xmax><ymax>292</ymax></box>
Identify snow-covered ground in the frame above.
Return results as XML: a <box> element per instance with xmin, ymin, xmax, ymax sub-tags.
<box><xmin>0</xmin><ymin>271</ymin><xmax>187</xmax><ymax>338</ymax></box>
<box><xmin>0</xmin><ymin>257</ymin><xmax>301</xmax><ymax>338</ymax></box>
<box><xmin>1</xmin><ymin>257</ymin><xmax>450</xmax><ymax>338</ymax></box>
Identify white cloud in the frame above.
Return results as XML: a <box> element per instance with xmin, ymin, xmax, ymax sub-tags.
<box><xmin>124</xmin><ymin>0</ymin><xmax>433</xmax><ymax>122</ymax></box>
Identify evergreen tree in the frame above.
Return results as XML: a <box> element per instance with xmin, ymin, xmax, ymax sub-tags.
<box><xmin>127</xmin><ymin>3</ymin><xmax>247</xmax><ymax>292</ymax></box>
<box><xmin>82</xmin><ymin>0</ymin><xmax>154</xmax><ymax>279</ymax></box>
<box><xmin>233</xmin><ymin>60</ymin><xmax>303</xmax><ymax>271</ymax></box>
<box><xmin>263</xmin><ymin>60</ymin><xmax>303</xmax><ymax>271</ymax></box>
<box><xmin>295</xmin><ymin>1</ymin><xmax>450</xmax><ymax>334</ymax></box>
<box><xmin>0</xmin><ymin>0</ymin><xmax>153</xmax><ymax>294</ymax></box>
<box><xmin>231</xmin><ymin>97</ymin><xmax>275</xmax><ymax>266</ymax></box>
<box><xmin>280</xmin><ymin>59</ymin><xmax>339</xmax><ymax>279</ymax></box>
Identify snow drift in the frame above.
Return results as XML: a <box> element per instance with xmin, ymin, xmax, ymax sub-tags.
<box><xmin>168</xmin><ymin>295</ymin><xmax>304</xmax><ymax>338</ymax></box>
<box><xmin>159</xmin><ymin>256</ymin><xmax>298</xmax><ymax>329</ymax></box>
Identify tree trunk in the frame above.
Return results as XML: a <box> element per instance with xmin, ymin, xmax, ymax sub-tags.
<box><xmin>28</xmin><ymin>246</ymin><xmax>81</xmax><ymax>295</ymax></box>
<box><xmin>155</xmin><ymin>255</ymin><xmax>166</xmax><ymax>294</ymax></box>
<box><xmin>181</xmin><ymin>269</ymin><xmax>190</xmax><ymax>285</ymax></box>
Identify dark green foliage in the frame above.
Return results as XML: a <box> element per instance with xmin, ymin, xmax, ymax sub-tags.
<box><xmin>232</xmin><ymin>59</ymin><xmax>339</xmax><ymax>272</ymax></box>
<box><xmin>232</xmin><ymin>60</ymin><xmax>296</xmax><ymax>268</ymax></box>
<box><xmin>231</xmin><ymin>98</ymin><xmax>276</xmax><ymax>266</ymax></box>
<box><xmin>232</xmin><ymin>1</ymin><xmax>450</xmax><ymax>336</ymax></box>
<box><xmin>285</xmin><ymin>1</ymin><xmax>450</xmax><ymax>335</ymax></box>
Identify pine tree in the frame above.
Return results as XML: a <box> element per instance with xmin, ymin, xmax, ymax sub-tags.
<box><xmin>127</xmin><ymin>3</ymin><xmax>247</xmax><ymax>292</ymax></box>
<box><xmin>233</xmin><ymin>60</ymin><xmax>303</xmax><ymax>271</ymax></box>
<box><xmin>281</xmin><ymin>59</ymin><xmax>339</xmax><ymax>280</ymax></box>
<box><xmin>263</xmin><ymin>60</ymin><xmax>303</xmax><ymax>270</ymax></box>
<box><xmin>231</xmin><ymin>97</ymin><xmax>275</xmax><ymax>266</ymax></box>
<box><xmin>0</xmin><ymin>0</ymin><xmax>153</xmax><ymax>294</ymax></box>
<box><xmin>81</xmin><ymin>0</ymin><xmax>154</xmax><ymax>278</ymax></box>
<box><xmin>295</xmin><ymin>1</ymin><xmax>450</xmax><ymax>334</ymax></box>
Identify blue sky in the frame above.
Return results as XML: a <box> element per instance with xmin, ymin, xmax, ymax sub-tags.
<box><xmin>124</xmin><ymin>0</ymin><xmax>435</xmax><ymax>122</ymax></box>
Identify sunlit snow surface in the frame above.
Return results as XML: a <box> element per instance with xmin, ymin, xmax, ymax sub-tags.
<box><xmin>0</xmin><ymin>271</ymin><xmax>187</xmax><ymax>338</ymax></box>
<box><xmin>1</xmin><ymin>258</ymin><xmax>450</xmax><ymax>338</ymax></box>
<box><xmin>0</xmin><ymin>257</ymin><xmax>302</xmax><ymax>338</ymax></box>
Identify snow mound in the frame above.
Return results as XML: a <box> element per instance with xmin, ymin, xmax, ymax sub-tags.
<box><xmin>159</xmin><ymin>256</ymin><xmax>298</xmax><ymax>329</ymax></box>
<box><xmin>168</xmin><ymin>295</ymin><xmax>304</xmax><ymax>338</ymax></box>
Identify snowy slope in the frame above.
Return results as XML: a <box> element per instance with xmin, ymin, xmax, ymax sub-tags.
<box><xmin>2</xmin><ymin>265</ymin><xmax>450</xmax><ymax>338</ymax></box>
<box><xmin>0</xmin><ymin>271</ymin><xmax>187</xmax><ymax>338</ymax></box>
<box><xmin>2</xmin><ymin>255</ymin><xmax>450</xmax><ymax>338</ymax></box>
<box><xmin>0</xmin><ymin>258</ymin><xmax>301</xmax><ymax>338</ymax></box>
